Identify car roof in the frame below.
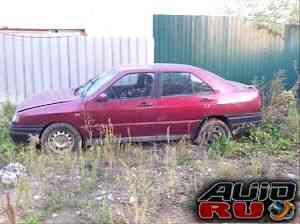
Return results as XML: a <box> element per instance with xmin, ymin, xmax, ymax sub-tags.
<box><xmin>111</xmin><ymin>63</ymin><xmax>230</xmax><ymax>92</ymax></box>
<box><xmin>114</xmin><ymin>63</ymin><xmax>200</xmax><ymax>72</ymax></box>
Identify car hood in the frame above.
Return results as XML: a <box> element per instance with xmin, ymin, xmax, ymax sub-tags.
<box><xmin>17</xmin><ymin>89</ymin><xmax>79</xmax><ymax>112</ymax></box>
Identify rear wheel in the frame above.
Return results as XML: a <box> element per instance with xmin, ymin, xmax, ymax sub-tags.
<box><xmin>194</xmin><ymin>118</ymin><xmax>231</xmax><ymax>147</ymax></box>
<box><xmin>41</xmin><ymin>123</ymin><xmax>82</xmax><ymax>153</ymax></box>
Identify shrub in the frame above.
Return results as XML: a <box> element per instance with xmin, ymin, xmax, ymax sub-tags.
<box><xmin>253</xmin><ymin>70</ymin><xmax>286</xmax><ymax>107</ymax></box>
<box><xmin>22</xmin><ymin>214</ymin><xmax>41</xmax><ymax>224</ymax></box>
<box><xmin>264</xmin><ymin>90</ymin><xmax>296</xmax><ymax>127</ymax></box>
<box><xmin>97</xmin><ymin>199</ymin><xmax>113</xmax><ymax>224</ymax></box>
<box><xmin>246</xmin><ymin>70</ymin><xmax>299</xmax><ymax>154</ymax></box>
<box><xmin>208</xmin><ymin>137</ymin><xmax>237</xmax><ymax>157</ymax></box>
<box><xmin>205</xmin><ymin>71</ymin><xmax>299</xmax><ymax>157</ymax></box>
<box><xmin>198</xmin><ymin>70</ymin><xmax>299</xmax><ymax>157</ymax></box>
<box><xmin>248</xmin><ymin>124</ymin><xmax>293</xmax><ymax>152</ymax></box>
<box><xmin>0</xmin><ymin>101</ymin><xmax>16</xmax><ymax>156</ymax></box>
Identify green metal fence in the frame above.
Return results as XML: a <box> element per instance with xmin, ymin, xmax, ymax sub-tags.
<box><xmin>154</xmin><ymin>15</ymin><xmax>300</xmax><ymax>86</ymax></box>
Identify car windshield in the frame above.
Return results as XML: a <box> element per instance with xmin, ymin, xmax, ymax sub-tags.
<box><xmin>75</xmin><ymin>70</ymin><xmax>116</xmax><ymax>97</ymax></box>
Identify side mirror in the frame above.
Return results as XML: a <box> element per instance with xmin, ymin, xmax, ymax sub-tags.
<box><xmin>96</xmin><ymin>93</ymin><xmax>108</xmax><ymax>103</ymax></box>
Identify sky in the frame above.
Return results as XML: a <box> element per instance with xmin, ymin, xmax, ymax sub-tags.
<box><xmin>0</xmin><ymin>0</ymin><xmax>232</xmax><ymax>36</ymax></box>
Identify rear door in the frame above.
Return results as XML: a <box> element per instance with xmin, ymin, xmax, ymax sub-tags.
<box><xmin>155</xmin><ymin>72</ymin><xmax>217</xmax><ymax>137</ymax></box>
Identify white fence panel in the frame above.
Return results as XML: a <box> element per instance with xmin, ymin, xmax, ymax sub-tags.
<box><xmin>0</xmin><ymin>34</ymin><xmax>154</xmax><ymax>103</ymax></box>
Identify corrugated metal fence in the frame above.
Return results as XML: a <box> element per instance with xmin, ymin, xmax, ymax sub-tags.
<box><xmin>154</xmin><ymin>15</ymin><xmax>300</xmax><ymax>86</ymax></box>
<box><xmin>0</xmin><ymin>34</ymin><xmax>154</xmax><ymax>103</ymax></box>
<box><xmin>282</xmin><ymin>25</ymin><xmax>300</xmax><ymax>83</ymax></box>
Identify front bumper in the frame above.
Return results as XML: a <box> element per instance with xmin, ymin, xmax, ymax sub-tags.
<box><xmin>10</xmin><ymin>123</ymin><xmax>44</xmax><ymax>144</ymax></box>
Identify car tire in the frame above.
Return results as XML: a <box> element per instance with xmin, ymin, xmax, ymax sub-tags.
<box><xmin>194</xmin><ymin>118</ymin><xmax>232</xmax><ymax>147</ymax></box>
<box><xmin>41</xmin><ymin>123</ymin><xmax>82</xmax><ymax>153</ymax></box>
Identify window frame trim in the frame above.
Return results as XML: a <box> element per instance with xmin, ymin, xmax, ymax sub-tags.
<box><xmin>103</xmin><ymin>71</ymin><xmax>158</xmax><ymax>101</ymax></box>
<box><xmin>157</xmin><ymin>71</ymin><xmax>215</xmax><ymax>98</ymax></box>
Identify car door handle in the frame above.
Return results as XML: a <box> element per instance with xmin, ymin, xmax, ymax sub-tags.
<box><xmin>137</xmin><ymin>102</ymin><xmax>153</xmax><ymax>107</ymax></box>
<box><xmin>199</xmin><ymin>98</ymin><xmax>214</xmax><ymax>102</ymax></box>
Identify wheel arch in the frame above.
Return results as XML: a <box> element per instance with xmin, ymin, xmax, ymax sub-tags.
<box><xmin>39</xmin><ymin>121</ymin><xmax>84</xmax><ymax>143</ymax></box>
<box><xmin>192</xmin><ymin>115</ymin><xmax>231</xmax><ymax>140</ymax></box>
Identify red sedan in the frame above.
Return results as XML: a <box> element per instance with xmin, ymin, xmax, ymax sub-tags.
<box><xmin>10</xmin><ymin>64</ymin><xmax>262</xmax><ymax>151</ymax></box>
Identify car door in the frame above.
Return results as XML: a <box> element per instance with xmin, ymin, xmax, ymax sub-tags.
<box><xmin>88</xmin><ymin>72</ymin><xmax>158</xmax><ymax>139</ymax></box>
<box><xmin>155</xmin><ymin>72</ymin><xmax>217</xmax><ymax>137</ymax></box>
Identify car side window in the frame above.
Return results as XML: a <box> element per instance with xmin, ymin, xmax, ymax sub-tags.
<box><xmin>191</xmin><ymin>74</ymin><xmax>214</xmax><ymax>94</ymax></box>
<box><xmin>161</xmin><ymin>72</ymin><xmax>192</xmax><ymax>96</ymax></box>
<box><xmin>106</xmin><ymin>73</ymin><xmax>155</xmax><ymax>99</ymax></box>
<box><xmin>160</xmin><ymin>72</ymin><xmax>213</xmax><ymax>96</ymax></box>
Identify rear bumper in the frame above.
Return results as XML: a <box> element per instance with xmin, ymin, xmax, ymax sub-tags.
<box><xmin>10</xmin><ymin>123</ymin><xmax>43</xmax><ymax>144</ymax></box>
<box><xmin>227</xmin><ymin>112</ymin><xmax>263</xmax><ymax>127</ymax></box>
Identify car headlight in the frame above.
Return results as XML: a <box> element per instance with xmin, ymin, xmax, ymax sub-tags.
<box><xmin>12</xmin><ymin>113</ymin><xmax>20</xmax><ymax>123</ymax></box>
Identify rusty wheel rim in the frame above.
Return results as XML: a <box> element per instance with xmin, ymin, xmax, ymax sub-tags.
<box><xmin>48</xmin><ymin>129</ymin><xmax>75</xmax><ymax>152</ymax></box>
<box><xmin>200</xmin><ymin>125</ymin><xmax>228</xmax><ymax>147</ymax></box>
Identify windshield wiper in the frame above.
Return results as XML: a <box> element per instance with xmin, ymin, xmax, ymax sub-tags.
<box><xmin>73</xmin><ymin>86</ymin><xmax>81</xmax><ymax>96</ymax></box>
<box><xmin>80</xmin><ymin>78</ymin><xmax>98</xmax><ymax>97</ymax></box>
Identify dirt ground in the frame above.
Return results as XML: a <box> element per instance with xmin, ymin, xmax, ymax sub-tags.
<box><xmin>0</xmin><ymin>142</ymin><xmax>299</xmax><ymax>224</ymax></box>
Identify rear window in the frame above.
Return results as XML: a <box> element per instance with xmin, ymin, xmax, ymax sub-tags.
<box><xmin>160</xmin><ymin>72</ymin><xmax>214</xmax><ymax>96</ymax></box>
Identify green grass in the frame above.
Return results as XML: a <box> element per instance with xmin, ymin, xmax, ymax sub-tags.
<box><xmin>0</xmin><ymin>101</ymin><xmax>16</xmax><ymax>160</ymax></box>
<box><xmin>22</xmin><ymin>214</ymin><xmax>41</xmax><ymax>224</ymax></box>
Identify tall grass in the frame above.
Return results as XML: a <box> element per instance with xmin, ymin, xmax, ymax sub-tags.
<box><xmin>0</xmin><ymin>101</ymin><xmax>16</xmax><ymax>160</ymax></box>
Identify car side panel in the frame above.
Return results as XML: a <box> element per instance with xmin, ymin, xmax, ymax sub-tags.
<box><xmin>155</xmin><ymin>95</ymin><xmax>218</xmax><ymax>136</ymax></box>
<box><xmin>11</xmin><ymin>100</ymin><xmax>88</xmax><ymax>141</ymax></box>
<box><xmin>84</xmin><ymin>97</ymin><xmax>159</xmax><ymax>138</ymax></box>
<box><xmin>84</xmin><ymin>70</ymin><xmax>160</xmax><ymax>138</ymax></box>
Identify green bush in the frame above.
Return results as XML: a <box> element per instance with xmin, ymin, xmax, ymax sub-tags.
<box><xmin>22</xmin><ymin>214</ymin><xmax>41</xmax><ymax>224</ymax></box>
<box><xmin>248</xmin><ymin>71</ymin><xmax>299</xmax><ymax>153</ymax></box>
<box><xmin>208</xmin><ymin>137</ymin><xmax>237</xmax><ymax>157</ymax></box>
<box><xmin>248</xmin><ymin>123</ymin><xmax>293</xmax><ymax>152</ymax></box>
<box><xmin>209</xmin><ymin>71</ymin><xmax>299</xmax><ymax>157</ymax></box>
<box><xmin>0</xmin><ymin>101</ymin><xmax>16</xmax><ymax>155</ymax></box>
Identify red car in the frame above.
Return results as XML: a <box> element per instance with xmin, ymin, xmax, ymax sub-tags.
<box><xmin>10</xmin><ymin>64</ymin><xmax>262</xmax><ymax>151</ymax></box>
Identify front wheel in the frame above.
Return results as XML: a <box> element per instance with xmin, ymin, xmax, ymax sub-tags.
<box><xmin>194</xmin><ymin>118</ymin><xmax>232</xmax><ymax>147</ymax></box>
<box><xmin>41</xmin><ymin>123</ymin><xmax>82</xmax><ymax>153</ymax></box>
